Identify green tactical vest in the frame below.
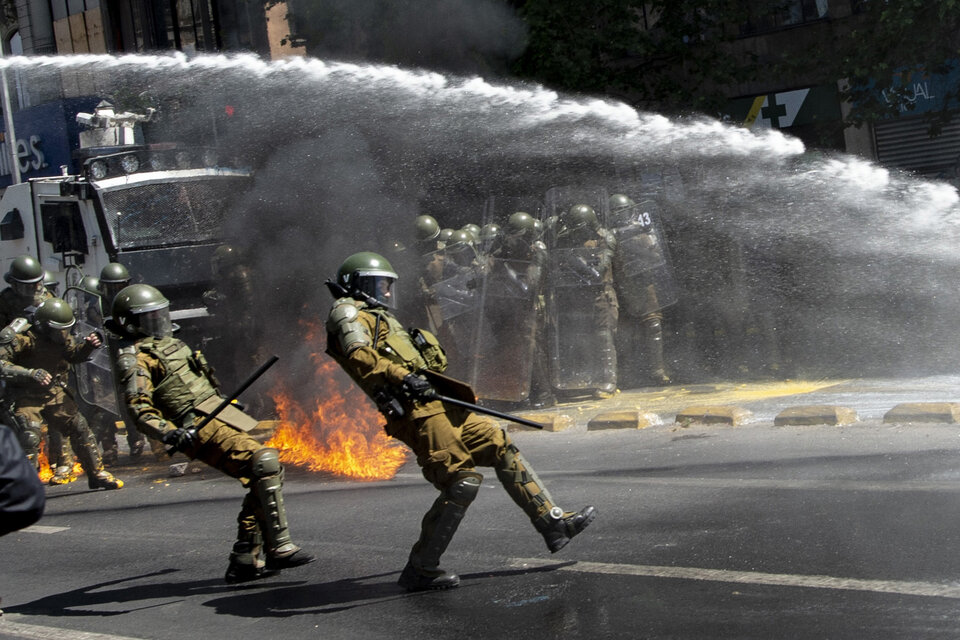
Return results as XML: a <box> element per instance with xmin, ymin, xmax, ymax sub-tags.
<box><xmin>366</xmin><ymin>307</ymin><xmax>447</xmax><ymax>373</ymax></box>
<box><xmin>139</xmin><ymin>336</ymin><xmax>219</xmax><ymax>420</ymax></box>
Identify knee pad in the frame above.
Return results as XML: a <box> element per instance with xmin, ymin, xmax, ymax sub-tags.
<box><xmin>251</xmin><ymin>447</ymin><xmax>282</xmax><ymax>478</ymax></box>
<box><xmin>444</xmin><ymin>470</ymin><xmax>483</xmax><ymax>506</ymax></box>
<box><xmin>18</xmin><ymin>421</ymin><xmax>41</xmax><ymax>453</ymax></box>
<box><xmin>494</xmin><ymin>442</ymin><xmax>524</xmax><ymax>485</ymax></box>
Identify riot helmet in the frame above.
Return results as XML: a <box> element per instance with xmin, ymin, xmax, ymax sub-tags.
<box><xmin>444</xmin><ymin>229</ymin><xmax>478</xmax><ymax>267</ymax></box>
<box><xmin>98</xmin><ymin>262</ymin><xmax>131</xmax><ymax>303</ymax></box>
<box><xmin>415</xmin><ymin>215</ymin><xmax>441</xmax><ymax>243</ymax></box>
<box><xmin>42</xmin><ymin>270</ymin><xmax>60</xmax><ymax>296</ymax></box>
<box><xmin>5</xmin><ymin>255</ymin><xmax>45</xmax><ymax>299</ymax></box>
<box><xmin>438</xmin><ymin>228</ymin><xmax>454</xmax><ymax>248</ymax></box>
<box><xmin>461</xmin><ymin>223</ymin><xmax>481</xmax><ymax>239</ymax></box>
<box><xmin>561</xmin><ymin>204</ymin><xmax>599</xmax><ymax>233</ymax></box>
<box><xmin>79</xmin><ymin>275</ymin><xmax>101</xmax><ymax>297</ymax></box>
<box><xmin>336</xmin><ymin>252</ymin><xmax>399</xmax><ymax>309</ymax></box>
<box><xmin>34</xmin><ymin>297</ymin><xmax>76</xmax><ymax>343</ymax></box>
<box><xmin>479</xmin><ymin>223</ymin><xmax>501</xmax><ymax>253</ymax></box>
<box><xmin>112</xmin><ymin>284</ymin><xmax>173</xmax><ymax>338</ymax></box>
<box><xmin>506</xmin><ymin>212</ymin><xmax>536</xmax><ymax>238</ymax></box>
<box><xmin>608</xmin><ymin>193</ymin><xmax>636</xmax><ymax>213</ymax></box>
<box><xmin>211</xmin><ymin>244</ymin><xmax>241</xmax><ymax>279</ymax></box>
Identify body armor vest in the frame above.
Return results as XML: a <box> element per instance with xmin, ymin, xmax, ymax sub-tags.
<box><xmin>140</xmin><ymin>336</ymin><xmax>218</xmax><ymax>420</ymax></box>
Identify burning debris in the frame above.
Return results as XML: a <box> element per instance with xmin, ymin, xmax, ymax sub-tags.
<box><xmin>267</xmin><ymin>351</ymin><xmax>408</xmax><ymax>481</ymax></box>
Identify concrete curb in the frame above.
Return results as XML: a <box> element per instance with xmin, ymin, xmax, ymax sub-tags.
<box><xmin>883</xmin><ymin>402</ymin><xmax>960</xmax><ymax>424</ymax></box>
<box><xmin>587</xmin><ymin>409</ymin><xmax>659</xmax><ymax>431</ymax></box>
<box><xmin>506</xmin><ymin>413</ymin><xmax>575</xmax><ymax>432</ymax></box>
<box><xmin>675</xmin><ymin>405</ymin><xmax>752</xmax><ymax>426</ymax></box>
<box><xmin>774</xmin><ymin>405</ymin><xmax>859</xmax><ymax>426</ymax></box>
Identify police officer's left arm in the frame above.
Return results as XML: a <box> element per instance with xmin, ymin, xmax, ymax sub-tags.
<box><xmin>327</xmin><ymin>302</ymin><xmax>411</xmax><ymax>388</ymax></box>
<box><xmin>117</xmin><ymin>349</ymin><xmax>171</xmax><ymax>441</ymax></box>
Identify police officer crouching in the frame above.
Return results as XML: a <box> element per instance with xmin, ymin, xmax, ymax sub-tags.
<box><xmin>109</xmin><ymin>284</ymin><xmax>315</xmax><ymax>583</ymax></box>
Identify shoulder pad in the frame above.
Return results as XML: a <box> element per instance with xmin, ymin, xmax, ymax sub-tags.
<box><xmin>0</xmin><ymin>317</ymin><xmax>30</xmax><ymax>344</ymax></box>
<box><xmin>533</xmin><ymin>240</ymin><xmax>547</xmax><ymax>253</ymax></box>
<box><xmin>326</xmin><ymin>298</ymin><xmax>360</xmax><ymax>331</ymax></box>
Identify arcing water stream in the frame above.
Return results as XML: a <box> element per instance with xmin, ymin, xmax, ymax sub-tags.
<box><xmin>4</xmin><ymin>53</ymin><xmax>959</xmax><ymax>386</ymax></box>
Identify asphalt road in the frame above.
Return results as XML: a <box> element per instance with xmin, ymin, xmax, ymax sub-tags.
<box><xmin>4</xmin><ymin>377</ymin><xmax>960</xmax><ymax>639</ymax></box>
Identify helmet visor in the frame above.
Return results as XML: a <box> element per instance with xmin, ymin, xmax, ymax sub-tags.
<box><xmin>139</xmin><ymin>308</ymin><xmax>173</xmax><ymax>338</ymax></box>
<box><xmin>357</xmin><ymin>274</ymin><xmax>397</xmax><ymax>308</ymax></box>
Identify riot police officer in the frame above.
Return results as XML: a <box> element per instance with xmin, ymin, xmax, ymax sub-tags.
<box><xmin>0</xmin><ymin>298</ymin><xmax>123</xmax><ymax>490</ymax></box>
<box><xmin>0</xmin><ymin>255</ymin><xmax>52</xmax><ymax>326</ymax></box>
<box><xmin>112</xmin><ymin>284</ymin><xmax>314</xmax><ymax>583</ymax></box>
<box><xmin>326</xmin><ymin>252</ymin><xmax>595</xmax><ymax>592</ymax></box>
<box><xmin>549</xmin><ymin>204</ymin><xmax>619</xmax><ymax>398</ymax></box>
<box><xmin>97</xmin><ymin>262</ymin><xmax>152</xmax><ymax>460</ymax></box>
<box><xmin>0</xmin><ymin>256</ymin><xmax>76</xmax><ymax>483</ymax></box>
<box><xmin>609</xmin><ymin>193</ymin><xmax>674</xmax><ymax>385</ymax></box>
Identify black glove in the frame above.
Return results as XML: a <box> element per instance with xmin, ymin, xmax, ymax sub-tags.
<box><xmin>401</xmin><ymin>374</ymin><xmax>436</xmax><ymax>401</ymax></box>
<box><xmin>162</xmin><ymin>427</ymin><xmax>198</xmax><ymax>453</ymax></box>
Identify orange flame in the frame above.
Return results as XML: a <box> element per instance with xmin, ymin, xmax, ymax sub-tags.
<box><xmin>36</xmin><ymin>440</ymin><xmax>81</xmax><ymax>484</ymax></box>
<box><xmin>267</xmin><ymin>349</ymin><xmax>408</xmax><ymax>481</ymax></box>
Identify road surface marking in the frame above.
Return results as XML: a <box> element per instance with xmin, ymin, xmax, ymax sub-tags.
<box><xmin>510</xmin><ymin>558</ymin><xmax>960</xmax><ymax>599</ymax></box>
<box><xmin>0</xmin><ymin>617</ymin><xmax>141</xmax><ymax>640</ymax></box>
<box><xmin>19</xmin><ymin>525</ymin><xmax>70</xmax><ymax>534</ymax></box>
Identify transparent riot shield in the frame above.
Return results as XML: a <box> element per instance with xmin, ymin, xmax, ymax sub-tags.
<box><xmin>546</xmin><ymin>246</ymin><xmax>611</xmax><ymax>392</ymax></box>
<box><xmin>466</xmin><ymin>257</ymin><xmax>540</xmax><ymax>402</ymax></box>
<box><xmin>64</xmin><ymin>286</ymin><xmax>120</xmax><ymax>416</ymax></box>
<box><xmin>424</xmin><ymin>262</ymin><xmax>483</xmax><ymax>382</ymax></box>
<box><xmin>611</xmin><ymin>200</ymin><xmax>678</xmax><ymax>317</ymax></box>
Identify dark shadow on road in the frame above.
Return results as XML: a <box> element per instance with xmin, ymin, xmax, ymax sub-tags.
<box><xmin>4</xmin><ymin>569</ymin><xmax>302</xmax><ymax>617</ymax></box>
<box><xmin>201</xmin><ymin>562</ymin><xmax>574</xmax><ymax>617</ymax></box>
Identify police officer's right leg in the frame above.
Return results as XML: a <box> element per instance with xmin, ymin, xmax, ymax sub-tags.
<box><xmin>399</xmin><ymin>469</ymin><xmax>483</xmax><ymax>591</ymax></box>
<box><xmin>224</xmin><ymin>493</ymin><xmax>267</xmax><ymax>584</ymax></box>
<box><xmin>11</xmin><ymin>410</ymin><xmax>42</xmax><ymax>469</ymax></box>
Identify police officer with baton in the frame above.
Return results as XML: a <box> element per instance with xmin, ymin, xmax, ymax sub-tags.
<box><xmin>110</xmin><ymin>284</ymin><xmax>314</xmax><ymax>584</ymax></box>
<box><xmin>325</xmin><ymin>251</ymin><xmax>596</xmax><ymax>592</ymax></box>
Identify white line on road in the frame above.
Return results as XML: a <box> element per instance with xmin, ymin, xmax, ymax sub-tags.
<box><xmin>595</xmin><ymin>476</ymin><xmax>960</xmax><ymax>493</ymax></box>
<box><xmin>0</xmin><ymin>616</ymin><xmax>142</xmax><ymax>640</ymax></box>
<box><xmin>510</xmin><ymin>558</ymin><xmax>960</xmax><ymax>599</ymax></box>
<box><xmin>19</xmin><ymin>525</ymin><xmax>69</xmax><ymax>534</ymax></box>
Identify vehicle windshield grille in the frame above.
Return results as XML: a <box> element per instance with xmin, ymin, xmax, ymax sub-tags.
<box><xmin>99</xmin><ymin>177</ymin><xmax>250</xmax><ymax>250</ymax></box>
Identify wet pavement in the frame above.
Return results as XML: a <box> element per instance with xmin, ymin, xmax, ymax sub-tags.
<box><xmin>4</xmin><ymin>376</ymin><xmax>960</xmax><ymax>639</ymax></box>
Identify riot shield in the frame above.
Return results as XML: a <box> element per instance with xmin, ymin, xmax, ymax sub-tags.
<box><xmin>466</xmin><ymin>257</ymin><xmax>540</xmax><ymax>402</ymax></box>
<box><xmin>64</xmin><ymin>286</ymin><xmax>120</xmax><ymax>416</ymax></box>
<box><xmin>611</xmin><ymin>200</ymin><xmax>678</xmax><ymax>317</ymax></box>
<box><xmin>424</xmin><ymin>261</ymin><xmax>483</xmax><ymax>382</ymax></box>
<box><xmin>546</xmin><ymin>246</ymin><xmax>613</xmax><ymax>392</ymax></box>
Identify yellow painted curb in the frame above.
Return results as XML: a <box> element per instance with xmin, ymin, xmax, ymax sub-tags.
<box><xmin>587</xmin><ymin>410</ymin><xmax>658</xmax><ymax>431</ymax></box>
<box><xmin>774</xmin><ymin>405</ymin><xmax>859</xmax><ymax>426</ymax></box>
<box><xmin>507</xmin><ymin>413</ymin><xmax>575</xmax><ymax>433</ymax></box>
<box><xmin>883</xmin><ymin>403</ymin><xmax>960</xmax><ymax>424</ymax></box>
<box><xmin>675</xmin><ymin>405</ymin><xmax>752</xmax><ymax>426</ymax></box>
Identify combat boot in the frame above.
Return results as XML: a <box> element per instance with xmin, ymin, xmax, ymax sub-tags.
<box><xmin>494</xmin><ymin>441</ymin><xmax>596</xmax><ymax>553</ymax></box>
<box><xmin>535</xmin><ymin>506</ymin><xmax>597</xmax><ymax>553</ymax></box>
<box><xmin>88</xmin><ymin>470</ymin><xmax>124</xmax><ymax>490</ymax></box>
<box><xmin>48</xmin><ymin>464</ymin><xmax>76</xmax><ymax>485</ymax></box>
<box><xmin>128</xmin><ymin>438</ymin><xmax>144</xmax><ymax>459</ymax></box>
<box><xmin>251</xmin><ymin>448</ymin><xmax>316</xmax><ymax>572</ymax></box>
<box><xmin>224</xmin><ymin>532</ymin><xmax>271</xmax><ymax>584</ymax></box>
<box><xmin>399</xmin><ymin>470</ymin><xmax>483</xmax><ymax>592</ymax></box>
<box><xmin>68</xmin><ymin>416</ymin><xmax>124</xmax><ymax>490</ymax></box>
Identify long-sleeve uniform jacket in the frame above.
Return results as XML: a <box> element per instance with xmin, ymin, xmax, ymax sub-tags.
<box><xmin>325</xmin><ymin>298</ymin><xmax>507</xmax><ymax>490</ymax></box>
